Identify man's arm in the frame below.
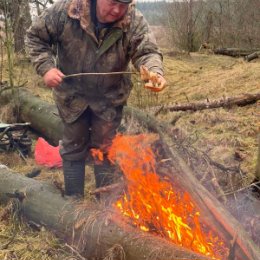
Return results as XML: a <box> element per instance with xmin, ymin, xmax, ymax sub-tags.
<box><xmin>129</xmin><ymin>10</ymin><xmax>163</xmax><ymax>75</ymax></box>
<box><xmin>26</xmin><ymin>0</ymin><xmax>67</xmax><ymax>85</ymax></box>
<box><xmin>128</xmin><ymin>10</ymin><xmax>166</xmax><ymax>91</ymax></box>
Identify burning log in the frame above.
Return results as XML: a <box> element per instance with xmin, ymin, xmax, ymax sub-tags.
<box><xmin>0</xmin><ymin>167</ymin><xmax>211</xmax><ymax>260</ymax></box>
<box><xmin>121</xmin><ymin>107</ymin><xmax>260</xmax><ymax>260</ymax></box>
<box><xmin>1</xmin><ymin>88</ymin><xmax>260</xmax><ymax>259</ymax></box>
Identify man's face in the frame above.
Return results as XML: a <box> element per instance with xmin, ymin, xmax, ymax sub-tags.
<box><xmin>96</xmin><ymin>0</ymin><xmax>129</xmax><ymax>23</ymax></box>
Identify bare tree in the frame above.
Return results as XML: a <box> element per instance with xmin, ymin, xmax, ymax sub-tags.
<box><xmin>164</xmin><ymin>0</ymin><xmax>205</xmax><ymax>52</ymax></box>
<box><xmin>207</xmin><ymin>0</ymin><xmax>260</xmax><ymax>49</ymax></box>
<box><xmin>138</xmin><ymin>0</ymin><xmax>259</xmax><ymax>51</ymax></box>
<box><xmin>12</xmin><ymin>0</ymin><xmax>32</xmax><ymax>53</ymax></box>
<box><xmin>0</xmin><ymin>0</ymin><xmax>31</xmax><ymax>53</ymax></box>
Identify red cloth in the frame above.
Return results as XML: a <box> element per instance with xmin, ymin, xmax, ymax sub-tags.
<box><xmin>34</xmin><ymin>137</ymin><xmax>62</xmax><ymax>168</ymax></box>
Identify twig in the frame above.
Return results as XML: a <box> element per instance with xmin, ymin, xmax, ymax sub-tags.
<box><xmin>0</xmin><ymin>232</ymin><xmax>16</xmax><ymax>250</ymax></box>
<box><xmin>228</xmin><ymin>233</ymin><xmax>238</xmax><ymax>260</ymax></box>
<box><xmin>218</xmin><ymin>181</ymin><xmax>260</xmax><ymax>198</ymax></box>
<box><xmin>89</xmin><ymin>182</ymin><xmax>123</xmax><ymax>195</ymax></box>
<box><xmin>64</xmin><ymin>71</ymin><xmax>138</xmax><ymax>79</ymax></box>
<box><xmin>211</xmin><ymin>176</ymin><xmax>227</xmax><ymax>204</ymax></box>
<box><xmin>65</xmin><ymin>243</ymin><xmax>87</xmax><ymax>260</ymax></box>
<box><xmin>0</xmin><ymin>84</ymin><xmax>25</xmax><ymax>95</ymax></box>
<box><xmin>200</xmin><ymin>150</ymin><xmax>242</xmax><ymax>174</ymax></box>
<box><xmin>154</xmin><ymin>105</ymin><xmax>165</xmax><ymax>116</ymax></box>
<box><xmin>204</xmin><ymin>155</ymin><xmax>227</xmax><ymax>203</ymax></box>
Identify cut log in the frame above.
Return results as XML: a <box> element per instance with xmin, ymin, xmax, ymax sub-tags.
<box><xmin>0</xmin><ymin>167</ymin><xmax>210</xmax><ymax>260</ymax></box>
<box><xmin>213</xmin><ymin>48</ymin><xmax>260</xmax><ymax>57</ymax></box>
<box><xmin>244</xmin><ymin>52</ymin><xmax>260</xmax><ymax>62</ymax></box>
<box><xmin>152</xmin><ymin>93</ymin><xmax>260</xmax><ymax>113</ymax></box>
<box><xmin>1</xmin><ymin>88</ymin><xmax>260</xmax><ymax>260</ymax></box>
<box><xmin>0</xmin><ymin>88</ymin><xmax>63</xmax><ymax>145</ymax></box>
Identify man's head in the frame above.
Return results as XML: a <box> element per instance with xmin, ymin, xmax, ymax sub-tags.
<box><xmin>96</xmin><ymin>0</ymin><xmax>132</xmax><ymax>23</ymax></box>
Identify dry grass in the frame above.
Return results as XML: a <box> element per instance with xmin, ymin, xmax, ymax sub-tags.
<box><xmin>0</xmin><ymin>51</ymin><xmax>260</xmax><ymax>259</ymax></box>
<box><xmin>159</xmin><ymin>53</ymin><xmax>260</xmax><ymax>179</ymax></box>
<box><xmin>0</xmin><ymin>202</ymin><xmax>75</xmax><ymax>260</ymax></box>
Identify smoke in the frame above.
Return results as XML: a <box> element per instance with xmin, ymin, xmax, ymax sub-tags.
<box><xmin>225</xmin><ymin>188</ymin><xmax>260</xmax><ymax>247</ymax></box>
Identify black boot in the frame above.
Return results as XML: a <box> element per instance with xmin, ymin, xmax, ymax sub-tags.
<box><xmin>63</xmin><ymin>159</ymin><xmax>85</xmax><ymax>198</ymax></box>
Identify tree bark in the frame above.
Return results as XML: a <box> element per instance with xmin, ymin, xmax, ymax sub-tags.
<box><xmin>152</xmin><ymin>93</ymin><xmax>260</xmax><ymax>114</ymax></box>
<box><xmin>0</xmin><ymin>88</ymin><xmax>260</xmax><ymax>260</ymax></box>
<box><xmin>214</xmin><ymin>48</ymin><xmax>260</xmax><ymax>57</ymax></box>
<box><xmin>8</xmin><ymin>0</ymin><xmax>31</xmax><ymax>53</ymax></box>
<box><xmin>0</xmin><ymin>88</ymin><xmax>63</xmax><ymax>145</ymax></box>
<box><xmin>256</xmin><ymin>135</ymin><xmax>260</xmax><ymax>181</ymax></box>
<box><xmin>244</xmin><ymin>52</ymin><xmax>260</xmax><ymax>62</ymax></box>
<box><xmin>0</xmin><ymin>167</ymin><xmax>210</xmax><ymax>260</ymax></box>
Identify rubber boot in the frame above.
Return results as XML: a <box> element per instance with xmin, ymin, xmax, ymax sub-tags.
<box><xmin>63</xmin><ymin>159</ymin><xmax>85</xmax><ymax>198</ymax></box>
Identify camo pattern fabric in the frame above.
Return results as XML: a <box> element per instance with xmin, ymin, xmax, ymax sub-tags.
<box><xmin>26</xmin><ymin>0</ymin><xmax>163</xmax><ymax>123</ymax></box>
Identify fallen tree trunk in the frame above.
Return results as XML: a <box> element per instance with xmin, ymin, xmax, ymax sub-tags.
<box><xmin>244</xmin><ymin>52</ymin><xmax>260</xmax><ymax>62</ymax></box>
<box><xmin>0</xmin><ymin>88</ymin><xmax>63</xmax><ymax>145</ymax></box>
<box><xmin>152</xmin><ymin>93</ymin><xmax>260</xmax><ymax>113</ymax></box>
<box><xmin>0</xmin><ymin>167</ymin><xmax>210</xmax><ymax>260</ymax></box>
<box><xmin>1</xmin><ymin>88</ymin><xmax>260</xmax><ymax>260</ymax></box>
<box><xmin>213</xmin><ymin>48</ymin><xmax>260</xmax><ymax>57</ymax></box>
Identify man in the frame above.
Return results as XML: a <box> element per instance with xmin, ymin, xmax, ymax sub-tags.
<box><xmin>26</xmin><ymin>0</ymin><xmax>166</xmax><ymax>198</ymax></box>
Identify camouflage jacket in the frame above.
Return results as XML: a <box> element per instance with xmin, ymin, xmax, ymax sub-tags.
<box><xmin>26</xmin><ymin>0</ymin><xmax>163</xmax><ymax>123</ymax></box>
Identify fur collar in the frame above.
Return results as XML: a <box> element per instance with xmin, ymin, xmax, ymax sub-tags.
<box><xmin>67</xmin><ymin>0</ymin><xmax>135</xmax><ymax>33</ymax></box>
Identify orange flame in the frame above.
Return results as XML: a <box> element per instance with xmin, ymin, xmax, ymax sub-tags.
<box><xmin>91</xmin><ymin>148</ymin><xmax>104</xmax><ymax>163</ymax></box>
<box><xmin>98</xmin><ymin>134</ymin><xmax>228</xmax><ymax>259</ymax></box>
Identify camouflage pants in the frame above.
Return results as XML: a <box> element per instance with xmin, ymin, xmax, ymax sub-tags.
<box><xmin>60</xmin><ymin>105</ymin><xmax>123</xmax><ymax>161</ymax></box>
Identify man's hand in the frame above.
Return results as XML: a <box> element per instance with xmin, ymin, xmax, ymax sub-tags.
<box><xmin>140</xmin><ymin>65</ymin><xmax>167</xmax><ymax>92</ymax></box>
<box><xmin>43</xmin><ymin>68</ymin><xmax>64</xmax><ymax>88</ymax></box>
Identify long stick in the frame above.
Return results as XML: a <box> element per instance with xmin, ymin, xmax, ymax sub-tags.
<box><xmin>63</xmin><ymin>71</ymin><xmax>138</xmax><ymax>79</ymax></box>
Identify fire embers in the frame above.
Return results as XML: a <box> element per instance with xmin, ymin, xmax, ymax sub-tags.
<box><xmin>93</xmin><ymin>133</ymin><xmax>228</xmax><ymax>259</ymax></box>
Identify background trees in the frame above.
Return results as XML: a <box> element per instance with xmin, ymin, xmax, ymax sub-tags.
<box><xmin>137</xmin><ymin>0</ymin><xmax>260</xmax><ymax>52</ymax></box>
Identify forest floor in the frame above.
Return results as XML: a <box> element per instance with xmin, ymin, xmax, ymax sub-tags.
<box><xmin>0</xmin><ymin>51</ymin><xmax>259</xmax><ymax>259</ymax></box>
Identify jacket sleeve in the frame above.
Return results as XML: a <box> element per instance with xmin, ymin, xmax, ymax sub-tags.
<box><xmin>26</xmin><ymin>0</ymin><xmax>67</xmax><ymax>76</ymax></box>
<box><xmin>128</xmin><ymin>10</ymin><xmax>163</xmax><ymax>76</ymax></box>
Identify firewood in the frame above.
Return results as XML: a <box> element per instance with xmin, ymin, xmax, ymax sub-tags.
<box><xmin>153</xmin><ymin>93</ymin><xmax>260</xmax><ymax>114</ymax></box>
<box><xmin>0</xmin><ymin>167</ymin><xmax>211</xmax><ymax>260</ymax></box>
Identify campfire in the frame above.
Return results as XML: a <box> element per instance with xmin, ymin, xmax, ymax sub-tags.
<box><xmin>92</xmin><ymin>134</ymin><xmax>229</xmax><ymax>259</ymax></box>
